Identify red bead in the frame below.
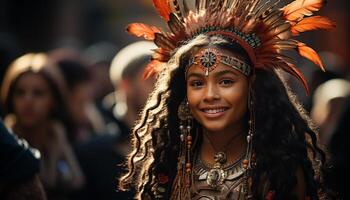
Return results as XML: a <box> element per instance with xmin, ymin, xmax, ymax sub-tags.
<box><xmin>187</xmin><ymin>135</ymin><xmax>192</xmax><ymax>141</ymax></box>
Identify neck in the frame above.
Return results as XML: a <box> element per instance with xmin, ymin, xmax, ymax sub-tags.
<box><xmin>200</xmin><ymin>122</ymin><xmax>247</xmax><ymax>166</ymax></box>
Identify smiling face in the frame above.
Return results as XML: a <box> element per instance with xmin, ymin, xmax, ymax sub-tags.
<box><xmin>186</xmin><ymin>47</ymin><xmax>249</xmax><ymax>133</ymax></box>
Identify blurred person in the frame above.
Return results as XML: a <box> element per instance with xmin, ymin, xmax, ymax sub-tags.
<box><xmin>324</xmin><ymin>95</ymin><xmax>350</xmax><ymax>199</ymax></box>
<box><xmin>83</xmin><ymin>42</ymin><xmax>117</xmax><ymax>103</ymax></box>
<box><xmin>49</xmin><ymin>48</ymin><xmax>107</xmax><ymax>144</ymax></box>
<box><xmin>311</xmin><ymin>78</ymin><xmax>350</xmax><ymax>199</ymax></box>
<box><xmin>311</xmin><ymin>79</ymin><xmax>350</xmax><ymax>199</ymax></box>
<box><xmin>0</xmin><ymin>120</ymin><xmax>46</xmax><ymax>200</ymax></box>
<box><xmin>0</xmin><ymin>53</ymin><xmax>85</xmax><ymax>200</ymax></box>
<box><xmin>53</xmin><ymin>58</ymin><xmax>95</xmax><ymax>143</ymax></box>
<box><xmin>82</xmin><ymin>42</ymin><xmax>120</xmax><ymax>136</ymax></box>
<box><xmin>311</xmin><ymin>79</ymin><xmax>350</xmax><ymax>145</ymax></box>
<box><xmin>109</xmin><ymin>41</ymin><xmax>156</xmax><ymax>129</ymax></box>
<box><xmin>75</xmin><ymin>41</ymin><xmax>156</xmax><ymax>200</ymax></box>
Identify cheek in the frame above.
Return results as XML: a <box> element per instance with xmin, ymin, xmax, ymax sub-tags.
<box><xmin>187</xmin><ymin>88</ymin><xmax>201</xmax><ymax>108</ymax></box>
<box><xmin>223</xmin><ymin>86</ymin><xmax>249</xmax><ymax>117</ymax></box>
<box><xmin>35</xmin><ymin>96</ymin><xmax>54</xmax><ymax>114</ymax></box>
<box><xmin>187</xmin><ymin>89</ymin><xmax>205</xmax><ymax>122</ymax></box>
<box><xmin>13</xmin><ymin>97</ymin><xmax>24</xmax><ymax>112</ymax></box>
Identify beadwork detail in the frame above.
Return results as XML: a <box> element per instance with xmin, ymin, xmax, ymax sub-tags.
<box><xmin>187</xmin><ymin>48</ymin><xmax>251</xmax><ymax>77</ymax></box>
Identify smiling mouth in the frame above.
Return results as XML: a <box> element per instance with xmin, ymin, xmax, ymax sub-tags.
<box><xmin>201</xmin><ymin>107</ymin><xmax>228</xmax><ymax>114</ymax></box>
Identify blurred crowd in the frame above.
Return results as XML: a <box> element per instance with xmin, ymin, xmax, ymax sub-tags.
<box><xmin>0</xmin><ymin>0</ymin><xmax>349</xmax><ymax>199</ymax></box>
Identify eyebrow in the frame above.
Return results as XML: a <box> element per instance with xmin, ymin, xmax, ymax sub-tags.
<box><xmin>186</xmin><ymin>72</ymin><xmax>204</xmax><ymax>79</ymax></box>
<box><xmin>214</xmin><ymin>69</ymin><xmax>238</xmax><ymax>78</ymax></box>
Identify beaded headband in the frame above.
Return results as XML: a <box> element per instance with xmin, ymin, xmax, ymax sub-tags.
<box><xmin>186</xmin><ymin>48</ymin><xmax>251</xmax><ymax>77</ymax></box>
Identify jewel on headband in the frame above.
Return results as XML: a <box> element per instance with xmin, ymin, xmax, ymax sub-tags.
<box><xmin>186</xmin><ymin>48</ymin><xmax>251</xmax><ymax>77</ymax></box>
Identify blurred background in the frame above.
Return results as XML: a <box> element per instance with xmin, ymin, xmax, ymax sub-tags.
<box><xmin>0</xmin><ymin>0</ymin><xmax>349</xmax><ymax>199</ymax></box>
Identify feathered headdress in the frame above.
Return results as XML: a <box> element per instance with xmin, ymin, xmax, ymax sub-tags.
<box><xmin>127</xmin><ymin>0</ymin><xmax>335</xmax><ymax>93</ymax></box>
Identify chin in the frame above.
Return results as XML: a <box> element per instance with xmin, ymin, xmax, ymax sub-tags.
<box><xmin>201</xmin><ymin>122</ymin><xmax>227</xmax><ymax>132</ymax></box>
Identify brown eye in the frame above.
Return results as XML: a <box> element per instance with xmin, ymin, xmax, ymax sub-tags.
<box><xmin>219</xmin><ymin>79</ymin><xmax>234</xmax><ymax>86</ymax></box>
<box><xmin>190</xmin><ymin>80</ymin><xmax>204</xmax><ymax>88</ymax></box>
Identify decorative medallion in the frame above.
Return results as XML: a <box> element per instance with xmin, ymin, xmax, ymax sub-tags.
<box><xmin>207</xmin><ymin>167</ymin><xmax>227</xmax><ymax>188</ymax></box>
<box><xmin>197</xmin><ymin>48</ymin><xmax>221</xmax><ymax>76</ymax></box>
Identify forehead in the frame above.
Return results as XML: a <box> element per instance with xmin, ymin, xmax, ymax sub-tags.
<box><xmin>16</xmin><ymin>72</ymin><xmax>49</xmax><ymax>87</ymax></box>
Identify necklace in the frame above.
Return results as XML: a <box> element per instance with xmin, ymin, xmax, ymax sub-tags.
<box><xmin>202</xmin><ymin>131</ymin><xmax>244</xmax><ymax>188</ymax></box>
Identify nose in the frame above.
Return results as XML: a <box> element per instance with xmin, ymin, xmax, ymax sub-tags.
<box><xmin>203</xmin><ymin>82</ymin><xmax>220</xmax><ymax>103</ymax></box>
<box><xmin>22</xmin><ymin>92</ymin><xmax>35</xmax><ymax>103</ymax></box>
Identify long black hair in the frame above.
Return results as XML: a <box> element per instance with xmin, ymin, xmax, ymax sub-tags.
<box><xmin>120</xmin><ymin>35</ymin><xmax>326</xmax><ymax>200</ymax></box>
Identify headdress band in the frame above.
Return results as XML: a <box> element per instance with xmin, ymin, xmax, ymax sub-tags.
<box><xmin>186</xmin><ymin>48</ymin><xmax>251</xmax><ymax>77</ymax></box>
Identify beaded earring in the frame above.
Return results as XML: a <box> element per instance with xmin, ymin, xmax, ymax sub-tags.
<box><xmin>178</xmin><ymin>99</ymin><xmax>193</xmax><ymax>187</ymax></box>
<box><xmin>171</xmin><ymin>99</ymin><xmax>193</xmax><ymax>200</ymax></box>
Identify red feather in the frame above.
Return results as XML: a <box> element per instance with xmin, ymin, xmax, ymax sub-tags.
<box><xmin>153</xmin><ymin>0</ymin><xmax>171</xmax><ymax>22</ymax></box>
<box><xmin>291</xmin><ymin>16</ymin><xmax>336</xmax><ymax>35</ymax></box>
<box><xmin>297</xmin><ymin>42</ymin><xmax>325</xmax><ymax>71</ymax></box>
<box><xmin>126</xmin><ymin>23</ymin><xmax>161</xmax><ymax>40</ymax></box>
<box><xmin>283</xmin><ymin>0</ymin><xmax>325</xmax><ymax>22</ymax></box>
<box><xmin>143</xmin><ymin>60</ymin><xmax>164</xmax><ymax>80</ymax></box>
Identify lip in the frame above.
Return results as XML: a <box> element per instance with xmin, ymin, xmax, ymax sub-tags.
<box><xmin>200</xmin><ymin>107</ymin><xmax>229</xmax><ymax>119</ymax></box>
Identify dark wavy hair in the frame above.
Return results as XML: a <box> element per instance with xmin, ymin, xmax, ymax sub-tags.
<box><xmin>119</xmin><ymin>35</ymin><xmax>326</xmax><ymax>200</ymax></box>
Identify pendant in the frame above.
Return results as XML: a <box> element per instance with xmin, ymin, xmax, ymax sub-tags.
<box><xmin>207</xmin><ymin>167</ymin><xmax>227</xmax><ymax>188</ymax></box>
<box><xmin>206</xmin><ymin>152</ymin><xmax>228</xmax><ymax>188</ymax></box>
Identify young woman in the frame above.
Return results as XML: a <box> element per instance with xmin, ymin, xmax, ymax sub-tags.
<box><xmin>120</xmin><ymin>0</ymin><xmax>335</xmax><ymax>199</ymax></box>
<box><xmin>1</xmin><ymin>53</ymin><xmax>85</xmax><ymax>198</ymax></box>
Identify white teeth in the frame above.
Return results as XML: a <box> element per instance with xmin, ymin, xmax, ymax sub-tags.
<box><xmin>203</xmin><ymin>108</ymin><xmax>226</xmax><ymax>114</ymax></box>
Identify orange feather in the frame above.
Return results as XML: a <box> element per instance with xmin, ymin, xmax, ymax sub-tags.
<box><xmin>143</xmin><ymin>60</ymin><xmax>164</xmax><ymax>80</ymax></box>
<box><xmin>153</xmin><ymin>0</ymin><xmax>171</xmax><ymax>22</ymax></box>
<box><xmin>297</xmin><ymin>42</ymin><xmax>325</xmax><ymax>71</ymax></box>
<box><xmin>291</xmin><ymin>16</ymin><xmax>336</xmax><ymax>35</ymax></box>
<box><xmin>283</xmin><ymin>0</ymin><xmax>325</xmax><ymax>21</ymax></box>
<box><xmin>153</xmin><ymin>48</ymin><xmax>170</xmax><ymax>62</ymax></box>
<box><xmin>127</xmin><ymin>23</ymin><xmax>161</xmax><ymax>40</ymax></box>
<box><xmin>285</xmin><ymin>63</ymin><xmax>310</xmax><ymax>94</ymax></box>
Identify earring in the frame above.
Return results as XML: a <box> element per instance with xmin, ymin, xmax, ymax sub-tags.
<box><xmin>178</xmin><ymin>99</ymin><xmax>193</xmax><ymax>188</ymax></box>
<box><xmin>170</xmin><ymin>99</ymin><xmax>193</xmax><ymax>200</ymax></box>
